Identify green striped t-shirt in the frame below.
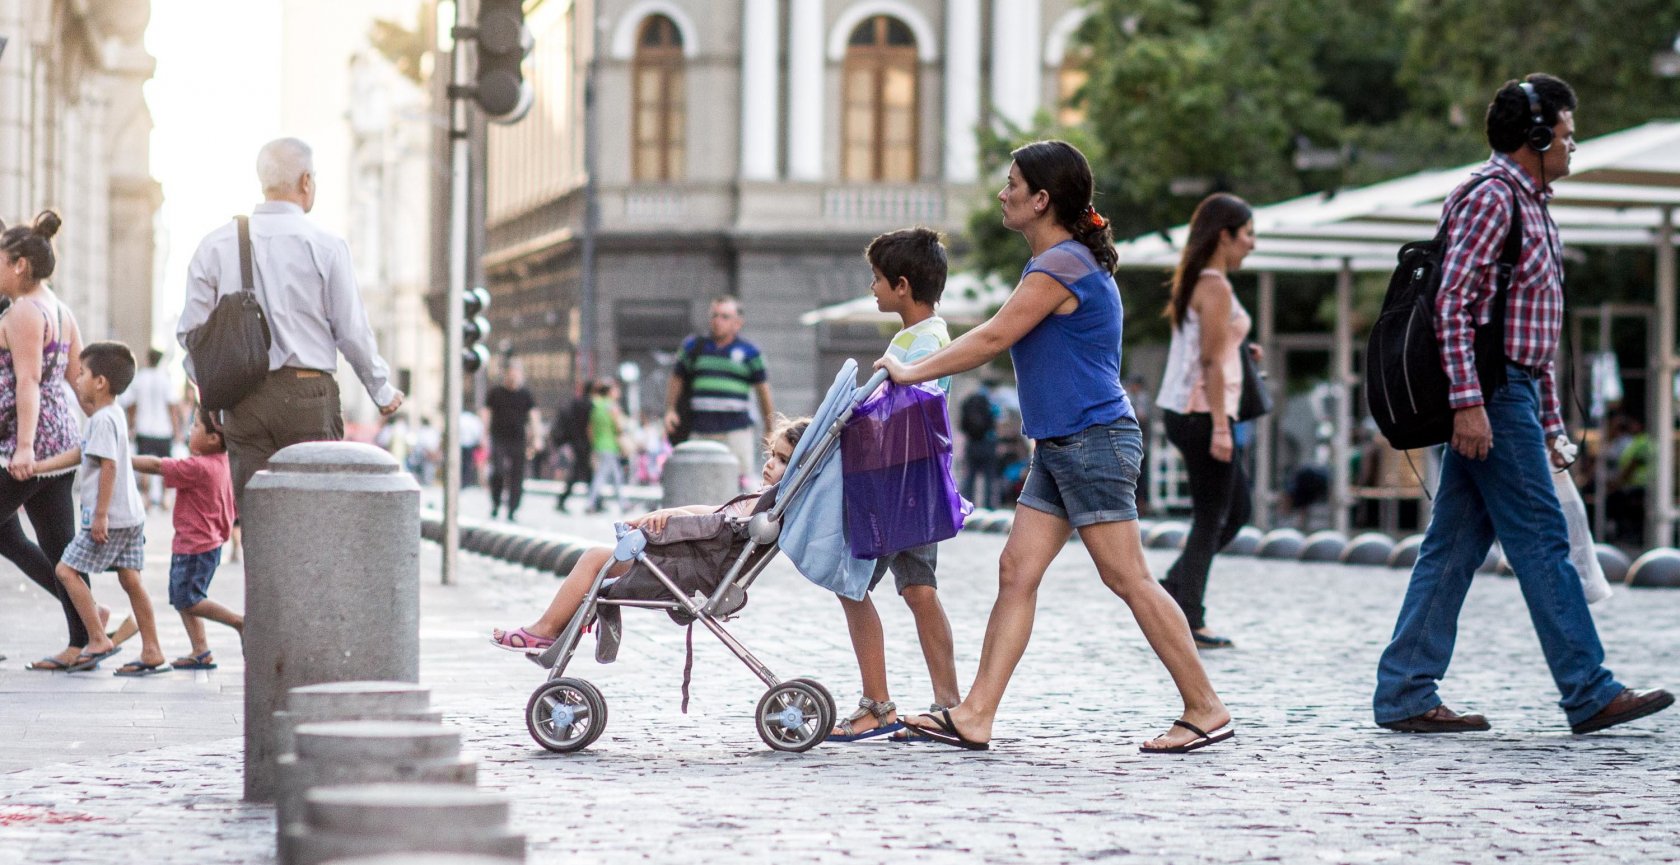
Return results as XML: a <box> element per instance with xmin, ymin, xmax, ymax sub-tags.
<box><xmin>677</xmin><ymin>336</ymin><xmax>768</xmax><ymax>433</ymax></box>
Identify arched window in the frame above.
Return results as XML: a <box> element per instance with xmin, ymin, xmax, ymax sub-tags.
<box><xmin>842</xmin><ymin>15</ymin><xmax>918</xmax><ymax>182</ymax></box>
<box><xmin>632</xmin><ymin>14</ymin><xmax>685</xmax><ymax>181</ymax></box>
<box><xmin>1056</xmin><ymin>49</ymin><xmax>1090</xmax><ymax>128</ymax></box>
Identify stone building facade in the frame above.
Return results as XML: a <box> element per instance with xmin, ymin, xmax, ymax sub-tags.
<box><xmin>0</xmin><ymin>0</ymin><xmax>160</xmax><ymax>352</ymax></box>
<box><xmin>451</xmin><ymin>0</ymin><xmax>1092</xmax><ymax>416</ymax></box>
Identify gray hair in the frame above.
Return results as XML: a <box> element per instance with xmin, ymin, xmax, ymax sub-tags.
<box><xmin>256</xmin><ymin>137</ymin><xmax>314</xmax><ymax>196</ymax></box>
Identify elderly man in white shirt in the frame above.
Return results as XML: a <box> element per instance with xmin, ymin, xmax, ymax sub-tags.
<box><xmin>177</xmin><ymin>137</ymin><xmax>403</xmax><ymax>509</ymax></box>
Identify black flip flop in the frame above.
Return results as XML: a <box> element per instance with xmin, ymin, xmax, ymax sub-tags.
<box><xmin>1139</xmin><ymin>719</ymin><xmax>1234</xmax><ymax>754</ymax></box>
<box><xmin>113</xmin><ymin>661</ymin><xmax>173</xmax><ymax>677</ymax></box>
<box><xmin>904</xmin><ymin>708</ymin><xmax>990</xmax><ymax>751</ymax></box>
<box><xmin>67</xmin><ymin>647</ymin><xmax>122</xmax><ymax>673</ymax></box>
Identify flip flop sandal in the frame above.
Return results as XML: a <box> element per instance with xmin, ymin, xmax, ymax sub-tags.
<box><xmin>171</xmin><ymin>651</ymin><xmax>218</xmax><ymax>670</ymax></box>
<box><xmin>67</xmin><ymin>647</ymin><xmax>123</xmax><ymax>672</ymax></box>
<box><xmin>26</xmin><ymin>657</ymin><xmax>74</xmax><ymax>672</ymax></box>
<box><xmin>904</xmin><ymin>708</ymin><xmax>990</xmax><ymax>751</ymax></box>
<box><xmin>828</xmin><ymin>697</ymin><xmax>904</xmax><ymax>742</ymax></box>
<box><xmin>113</xmin><ymin>661</ymin><xmax>173</xmax><ymax>677</ymax></box>
<box><xmin>489</xmin><ymin>627</ymin><xmax>556</xmax><ymax>653</ymax></box>
<box><xmin>892</xmin><ymin>704</ymin><xmax>947</xmax><ymax>742</ymax></box>
<box><xmin>1138</xmin><ymin>719</ymin><xmax>1235</xmax><ymax>754</ymax></box>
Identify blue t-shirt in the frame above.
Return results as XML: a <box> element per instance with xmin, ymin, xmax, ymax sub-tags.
<box><xmin>1009</xmin><ymin>241</ymin><xmax>1133</xmax><ymax>439</ymax></box>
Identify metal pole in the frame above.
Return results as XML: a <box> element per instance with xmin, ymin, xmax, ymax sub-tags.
<box><xmin>442</xmin><ymin>0</ymin><xmax>476</xmax><ymax>586</ymax></box>
<box><xmin>1332</xmin><ymin>261</ymin><xmax>1354</xmax><ymax>536</ymax></box>
<box><xmin>1653</xmin><ymin>207</ymin><xmax>1677</xmax><ymax>548</ymax></box>
<box><xmin>577</xmin><ymin>10</ymin><xmax>601</xmax><ymax>383</ymax></box>
<box><xmin>1254</xmin><ymin>271</ymin><xmax>1276</xmax><ymax>529</ymax></box>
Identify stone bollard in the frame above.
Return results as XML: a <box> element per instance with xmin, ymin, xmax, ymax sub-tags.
<box><xmin>273</xmin><ymin>681</ymin><xmax>440</xmax><ymax>760</ymax></box>
<box><xmin>244</xmin><ymin>442</ymin><xmax>421</xmax><ymax>802</ymax></box>
<box><xmin>321</xmin><ymin>856</ymin><xmax>518</xmax><ymax>865</ymax></box>
<box><xmin>277</xmin><ymin>721</ymin><xmax>476</xmax><ymax>856</ymax></box>
<box><xmin>284</xmin><ymin>783</ymin><xmax>525</xmax><ymax>865</ymax></box>
<box><xmin>660</xmin><ymin>440</ymin><xmax>740</xmax><ymax>508</ymax></box>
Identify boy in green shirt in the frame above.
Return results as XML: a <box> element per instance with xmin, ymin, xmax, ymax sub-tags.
<box><xmin>829</xmin><ymin>227</ymin><xmax>962</xmax><ymax>741</ymax></box>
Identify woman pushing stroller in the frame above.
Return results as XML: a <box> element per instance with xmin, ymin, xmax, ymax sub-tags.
<box><xmin>490</xmin><ymin>416</ymin><xmax>809</xmax><ymax>653</ymax></box>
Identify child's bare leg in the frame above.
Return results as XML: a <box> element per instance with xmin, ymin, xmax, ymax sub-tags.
<box><xmin>834</xmin><ymin>594</ymin><xmax>896</xmax><ymax>734</ymax></box>
<box><xmin>492</xmin><ymin>547</ymin><xmax>624</xmax><ymax>641</ymax></box>
<box><xmin>189</xmin><ymin>599</ymin><xmax>243</xmax><ymax>633</ymax></box>
<box><xmin>902</xmin><ymin>585</ymin><xmax>961</xmax><ymax>709</ymax></box>
<box><xmin>115</xmin><ymin>569</ymin><xmax>165</xmax><ymax>666</ymax></box>
<box><xmin>57</xmin><ymin>564</ymin><xmax>112</xmax><ymax>656</ymax></box>
<box><xmin>179</xmin><ymin>609</ymin><xmax>210</xmax><ymax>656</ymax></box>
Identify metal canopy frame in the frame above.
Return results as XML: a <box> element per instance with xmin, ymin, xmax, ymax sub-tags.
<box><xmin>1115</xmin><ymin>121</ymin><xmax>1680</xmax><ymax>544</ymax></box>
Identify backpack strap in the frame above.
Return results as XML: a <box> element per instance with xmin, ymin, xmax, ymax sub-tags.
<box><xmin>235</xmin><ymin>216</ymin><xmax>254</xmax><ymax>292</ymax></box>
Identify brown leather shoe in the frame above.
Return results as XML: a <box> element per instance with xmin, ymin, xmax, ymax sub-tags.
<box><xmin>1571</xmin><ymin>687</ymin><xmax>1674</xmax><ymax>735</ymax></box>
<box><xmin>1379</xmin><ymin>704</ymin><xmax>1492</xmax><ymax>733</ymax></box>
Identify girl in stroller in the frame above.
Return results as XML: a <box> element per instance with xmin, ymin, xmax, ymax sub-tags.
<box><xmin>490</xmin><ymin>416</ymin><xmax>810</xmax><ymax>652</ymax></box>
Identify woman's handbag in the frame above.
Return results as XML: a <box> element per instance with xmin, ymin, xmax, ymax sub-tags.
<box><xmin>1236</xmin><ymin>340</ymin><xmax>1272</xmax><ymax>422</ymax></box>
<box><xmin>184</xmin><ymin>216</ymin><xmax>271</xmax><ymax>412</ymax></box>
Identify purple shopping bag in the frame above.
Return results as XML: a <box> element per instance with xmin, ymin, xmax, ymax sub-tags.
<box><xmin>841</xmin><ymin>382</ymin><xmax>973</xmax><ymax>559</ymax></box>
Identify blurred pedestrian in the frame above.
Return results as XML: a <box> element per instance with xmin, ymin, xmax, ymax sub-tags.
<box><xmin>482</xmin><ymin>359</ymin><xmax>539</xmax><ymax>520</ymax></box>
<box><xmin>878</xmin><ymin>140</ymin><xmax>1230</xmax><ymax>753</ymax></box>
<box><xmin>663</xmin><ymin>296</ymin><xmax>775</xmax><ymax>489</ymax></box>
<box><xmin>458</xmin><ymin>408</ymin><xmax>484</xmax><ymax>487</ymax></box>
<box><xmin>1156</xmin><ymin>193</ymin><xmax>1258</xmax><ymax>649</ymax></box>
<box><xmin>177</xmin><ymin>137</ymin><xmax>403</xmax><ymax>513</ymax></box>
<box><xmin>587</xmin><ymin>378</ymin><xmax>628</xmax><ymax>514</ymax></box>
<box><xmin>121</xmin><ymin>348</ymin><xmax>176</xmax><ymax>509</ymax></box>
<box><xmin>551</xmin><ymin>385</ymin><xmax>593</xmax><ymax>511</ymax></box>
<box><xmin>957</xmin><ymin>380</ymin><xmax>999</xmax><ymax>509</ymax></box>
<box><xmin>1373</xmin><ymin>74</ymin><xmax>1670</xmax><ymax>735</ymax></box>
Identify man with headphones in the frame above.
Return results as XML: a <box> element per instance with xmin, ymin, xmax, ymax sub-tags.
<box><xmin>1373</xmin><ymin>74</ymin><xmax>1672</xmax><ymax>737</ymax></box>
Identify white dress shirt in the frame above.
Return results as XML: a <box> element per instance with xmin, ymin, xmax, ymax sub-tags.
<box><xmin>177</xmin><ymin>201</ymin><xmax>397</xmax><ymax>408</ymax></box>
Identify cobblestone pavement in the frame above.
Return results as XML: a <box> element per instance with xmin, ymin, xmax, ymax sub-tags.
<box><xmin>2</xmin><ymin>487</ymin><xmax>1677</xmax><ymax>864</ymax></box>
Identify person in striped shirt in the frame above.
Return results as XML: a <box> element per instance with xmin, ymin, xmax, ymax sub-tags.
<box><xmin>663</xmin><ymin>296</ymin><xmax>774</xmax><ymax>490</ymax></box>
<box><xmin>1374</xmin><ymin>74</ymin><xmax>1671</xmax><ymax>737</ymax></box>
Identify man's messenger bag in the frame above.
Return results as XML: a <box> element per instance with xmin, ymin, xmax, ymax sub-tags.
<box><xmin>185</xmin><ymin>216</ymin><xmax>272</xmax><ymax>412</ymax></box>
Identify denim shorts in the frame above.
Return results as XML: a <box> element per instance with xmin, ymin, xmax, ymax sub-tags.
<box><xmin>168</xmin><ymin>548</ymin><xmax>223</xmax><ymax>609</ymax></box>
<box><xmin>1018</xmin><ymin>416</ymin><xmax>1143</xmax><ymax>527</ymax></box>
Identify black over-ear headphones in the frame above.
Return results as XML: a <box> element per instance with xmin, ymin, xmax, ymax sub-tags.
<box><xmin>1518</xmin><ymin>81</ymin><xmax>1554</xmax><ymax>153</ymax></box>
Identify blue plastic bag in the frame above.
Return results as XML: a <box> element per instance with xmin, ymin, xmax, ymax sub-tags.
<box><xmin>841</xmin><ymin>382</ymin><xmax>972</xmax><ymax>559</ymax></box>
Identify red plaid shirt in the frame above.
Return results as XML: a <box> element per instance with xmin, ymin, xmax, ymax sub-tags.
<box><xmin>1434</xmin><ymin>153</ymin><xmax>1567</xmax><ymax>438</ymax></box>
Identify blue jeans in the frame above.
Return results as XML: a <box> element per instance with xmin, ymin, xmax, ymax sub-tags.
<box><xmin>1373</xmin><ymin>366</ymin><xmax>1622</xmax><ymax>726</ymax></box>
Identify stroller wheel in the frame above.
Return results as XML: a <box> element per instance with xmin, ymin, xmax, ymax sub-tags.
<box><xmin>755</xmin><ymin>680</ymin><xmax>831</xmax><ymax>753</ymax></box>
<box><xmin>526</xmin><ymin>677</ymin><xmax>608</xmax><ymax>753</ymax></box>
<box><xmin>787</xmin><ymin>677</ymin><xmax>837</xmax><ymax>732</ymax></box>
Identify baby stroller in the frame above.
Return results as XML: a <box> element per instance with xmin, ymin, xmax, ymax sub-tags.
<box><xmin>521</xmin><ymin>365</ymin><xmax>892</xmax><ymax>754</ymax></box>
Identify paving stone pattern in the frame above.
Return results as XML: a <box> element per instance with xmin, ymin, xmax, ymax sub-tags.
<box><xmin>2</xmin><ymin>490</ymin><xmax>1676</xmax><ymax>864</ymax></box>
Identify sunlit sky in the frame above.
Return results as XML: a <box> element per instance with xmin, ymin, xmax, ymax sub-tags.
<box><xmin>144</xmin><ymin>0</ymin><xmax>416</xmax><ymax>347</ymax></box>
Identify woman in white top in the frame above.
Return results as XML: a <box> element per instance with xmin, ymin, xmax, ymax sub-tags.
<box><xmin>1156</xmin><ymin>193</ymin><xmax>1257</xmax><ymax>648</ymax></box>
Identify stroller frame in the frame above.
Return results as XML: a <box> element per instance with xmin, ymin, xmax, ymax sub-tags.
<box><xmin>522</xmin><ymin>369</ymin><xmax>890</xmax><ymax>754</ymax></box>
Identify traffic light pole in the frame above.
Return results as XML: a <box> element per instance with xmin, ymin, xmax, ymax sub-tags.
<box><xmin>442</xmin><ymin>0</ymin><xmax>477</xmax><ymax>586</ymax></box>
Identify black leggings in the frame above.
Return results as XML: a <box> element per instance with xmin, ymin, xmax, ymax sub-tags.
<box><xmin>0</xmin><ymin>473</ymin><xmax>82</xmax><ymax>645</ymax></box>
<box><xmin>1160</xmin><ymin>410</ymin><xmax>1252</xmax><ymax>631</ymax></box>
<box><xmin>488</xmin><ymin>438</ymin><xmax>527</xmax><ymax>515</ymax></box>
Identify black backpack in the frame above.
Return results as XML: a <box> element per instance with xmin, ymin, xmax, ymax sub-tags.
<box><xmin>185</xmin><ymin>216</ymin><xmax>272</xmax><ymax>412</ymax></box>
<box><xmin>958</xmin><ymin>391</ymin><xmax>994</xmax><ymax>439</ymax></box>
<box><xmin>1365</xmin><ymin>175</ymin><xmax>1522</xmax><ymax>450</ymax></box>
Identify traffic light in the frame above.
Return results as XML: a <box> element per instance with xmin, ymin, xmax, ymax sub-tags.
<box><xmin>463</xmin><ymin>286</ymin><xmax>492</xmax><ymax>374</ymax></box>
<box><xmin>474</xmin><ymin>0</ymin><xmax>533</xmax><ymax>123</ymax></box>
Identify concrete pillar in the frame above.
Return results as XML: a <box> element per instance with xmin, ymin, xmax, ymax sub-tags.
<box><xmin>660</xmin><ymin>440</ymin><xmax>741</xmax><ymax>509</ymax></box>
<box><xmin>285</xmin><ymin>783</ymin><xmax>525</xmax><ymax>865</ymax></box>
<box><xmin>989</xmin><ymin>0</ymin><xmax>1041</xmax><ymax>128</ymax></box>
<box><xmin>944</xmin><ymin>0</ymin><xmax>982</xmax><ymax>182</ymax></box>
<box><xmin>277</xmin><ymin>721</ymin><xmax>476</xmax><ymax>849</ymax></box>
<box><xmin>785</xmin><ymin>0</ymin><xmax>824</xmax><ymax>181</ymax></box>
<box><xmin>739</xmin><ymin>0</ymin><xmax>780</xmax><ymax>180</ymax></box>
<box><xmin>244</xmin><ymin>442</ymin><xmax>421</xmax><ymax>802</ymax></box>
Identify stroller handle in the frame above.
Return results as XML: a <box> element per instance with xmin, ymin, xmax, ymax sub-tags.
<box><xmin>859</xmin><ymin>367</ymin><xmax>891</xmax><ymax>396</ymax></box>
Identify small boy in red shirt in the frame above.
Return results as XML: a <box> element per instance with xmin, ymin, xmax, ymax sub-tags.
<box><xmin>133</xmin><ymin>406</ymin><xmax>240</xmax><ymax>669</ymax></box>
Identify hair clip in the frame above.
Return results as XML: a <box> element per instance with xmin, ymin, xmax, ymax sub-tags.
<box><xmin>1085</xmin><ymin>204</ymin><xmax>1107</xmax><ymax>229</ymax></box>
